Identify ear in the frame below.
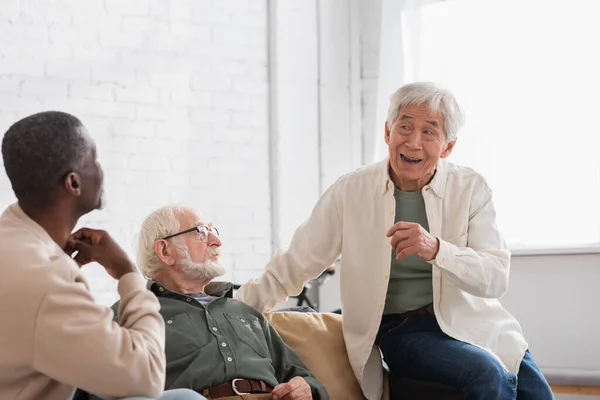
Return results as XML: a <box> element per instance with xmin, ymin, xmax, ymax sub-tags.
<box><xmin>440</xmin><ymin>139</ymin><xmax>457</xmax><ymax>159</ymax></box>
<box><xmin>384</xmin><ymin>121</ymin><xmax>391</xmax><ymax>145</ymax></box>
<box><xmin>64</xmin><ymin>172</ymin><xmax>82</xmax><ymax>196</ymax></box>
<box><xmin>153</xmin><ymin>239</ymin><xmax>176</xmax><ymax>266</ymax></box>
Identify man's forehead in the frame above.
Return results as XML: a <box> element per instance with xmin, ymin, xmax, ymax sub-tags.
<box><xmin>176</xmin><ymin>208</ymin><xmax>210</xmax><ymax>227</ymax></box>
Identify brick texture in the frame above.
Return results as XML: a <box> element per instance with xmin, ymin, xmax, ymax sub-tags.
<box><xmin>0</xmin><ymin>0</ymin><xmax>270</xmax><ymax>305</ymax></box>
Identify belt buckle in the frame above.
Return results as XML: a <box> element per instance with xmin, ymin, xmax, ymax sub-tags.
<box><xmin>232</xmin><ymin>379</ymin><xmax>248</xmax><ymax>395</ymax></box>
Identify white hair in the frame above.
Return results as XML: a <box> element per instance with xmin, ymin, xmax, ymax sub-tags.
<box><xmin>136</xmin><ymin>204</ymin><xmax>187</xmax><ymax>279</ymax></box>
<box><xmin>386</xmin><ymin>82</ymin><xmax>466</xmax><ymax>141</ymax></box>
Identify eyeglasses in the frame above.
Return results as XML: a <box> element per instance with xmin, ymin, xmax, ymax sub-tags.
<box><xmin>161</xmin><ymin>225</ymin><xmax>220</xmax><ymax>243</ymax></box>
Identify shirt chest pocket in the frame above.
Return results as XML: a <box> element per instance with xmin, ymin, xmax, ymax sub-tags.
<box><xmin>224</xmin><ymin>313</ymin><xmax>270</xmax><ymax>358</ymax></box>
<box><xmin>165</xmin><ymin>313</ymin><xmax>210</xmax><ymax>361</ymax></box>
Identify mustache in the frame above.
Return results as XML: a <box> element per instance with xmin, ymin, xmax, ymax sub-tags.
<box><xmin>206</xmin><ymin>246</ymin><xmax>221</xmax><ymax>258</ymax></box>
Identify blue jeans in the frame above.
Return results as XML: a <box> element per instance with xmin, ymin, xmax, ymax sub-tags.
<box><xmin>377</xmin><ymin>314</ymin><xmax>554</xmax><ymax>399</ymax></box>
<box><xmin>122</xmin><ymin>389</ymin><xmax>206</xmax><ymax>400</ymax></box>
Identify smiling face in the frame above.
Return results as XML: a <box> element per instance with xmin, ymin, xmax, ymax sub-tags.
<box><xmin>385</xmin><ymin>103</ymin><xmax>456</xmax><ymax>191</ymax></box>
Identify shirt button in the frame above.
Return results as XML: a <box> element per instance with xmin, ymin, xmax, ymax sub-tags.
<box><xmin>227</xmin><ymin>357</ymin><xmax>233</xmax><ymax>362</ymax></box>
<box><xmin>370</xmin><ymin>335</ymin><xmax>375</xmax><ymax>340</ymax></box>
<box><xmin>159</xmin><ymin>287</ymin><xmax>164</xmax><ymax>292</ymax></box>
<box><xmin>386</xmin><ymin>244</ymin><xmax>392</xmax><ymax>250</ymax></box>
<box><xmin>167</xmin><ymin>320</ymin><xmax>172</xmax><ymax>324</ymax></box>
<box><xmin>379</xmin><ymin>304</ymin><xmax>383</xmax><ymax>309</ymax></box>
<box><xmin>212</xmin><ymin>327</ymin><xmax>218</xmax><ymax>332</ymax></box>
<box><xmin>384</xmin><ymin>273</ymin><xmax>389</xmax><ymax>279</ymax></box>
<box><xmin>221</xmin><ymin>342</ymin><xmax>227</xmax><ymax>347</ymax></box>
<box><xmin>388</xmin><ymin>210</ymin><xmax>393</xmax><ymax>216</ymax></box>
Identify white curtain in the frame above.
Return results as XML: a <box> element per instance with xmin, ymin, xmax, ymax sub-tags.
<box><xmin>373</xmin><ymin>0</ymin><xmax>600</xmax><ymax>250</ymax></box>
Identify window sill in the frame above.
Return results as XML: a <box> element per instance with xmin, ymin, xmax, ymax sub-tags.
<box><xmin>510</xmin><ymin>246</ymin><xmax>600</xmax><ymax>257</ymax></box>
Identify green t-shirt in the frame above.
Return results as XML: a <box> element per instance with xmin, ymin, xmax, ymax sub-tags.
<box><xmin>384</xmin><ymin>187</ymin><xmax>434</xmax><ymax>315</ymax></box>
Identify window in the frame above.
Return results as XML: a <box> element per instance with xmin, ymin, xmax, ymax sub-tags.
<box><xmin>375</xmin><ymin>0</ymin><xmax>600</xmax><ymax>250</ymax></box>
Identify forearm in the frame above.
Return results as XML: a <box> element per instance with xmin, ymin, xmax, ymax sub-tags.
<box><xmin>236</xmin><ymin>184</ymin><xmax>343</xmax><ymax>311</ymax></box>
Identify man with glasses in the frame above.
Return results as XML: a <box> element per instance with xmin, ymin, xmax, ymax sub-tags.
<box><xmin>86</xmin><ymin>205</ymin><xmax>328</xmax><ymax>400</ymax></box>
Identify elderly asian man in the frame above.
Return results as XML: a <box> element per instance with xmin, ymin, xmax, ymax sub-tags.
<box><xmin>235</xmin><ymin>82</ymin><xmax>554</xmax><ymax>400</ymax></box>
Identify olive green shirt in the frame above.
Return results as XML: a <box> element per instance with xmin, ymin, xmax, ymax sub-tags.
<box><xmin>384</xmin><ymin>187</ymin><xmax>434</xmax><ymax>314</ymax></box>
<box><xmin>80</xmin><ymin>281</ymin><xmax>328</xmax><ymax>400</ymax></box>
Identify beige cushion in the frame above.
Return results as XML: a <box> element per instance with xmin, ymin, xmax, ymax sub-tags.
<box><xmin>264</xmin><ymin>312</ymin><xmax>366</xmax><ymax>400</ymax></box>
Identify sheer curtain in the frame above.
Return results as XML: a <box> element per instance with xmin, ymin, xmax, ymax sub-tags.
<box><xmin>374</xmin><ymin>0</ymin><xmax>600</xmax><ymax>250</ymax></box>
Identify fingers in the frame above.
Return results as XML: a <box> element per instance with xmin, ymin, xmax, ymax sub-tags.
<box><xmin>395</xmin><ymin>243</ymin><xmax>419</xmax><ymax>260</ymax></box>
<box><xmin>69</xmin><ymin>228</ymin><xmax>91</xmax><ymax>241</ymax></box>
<box><xmin>272</xmin><ymin>382</ymin><xmax>295</xmax><ymax>399</ymax></box>
<box><xmin>69</xmin><ymin>228</ymin><xmax>104</xmax><ymax>245</ymax></box>
<box><xmin>389</xmin><ymin>229</ymin><xmax>413</xmax><ymax>249</ymax></box>
<box><xmin>66</xmin><ymin>239</ymin><xmax>94</xmax><ymax>266</ymax></box>
<box><xmin>72</xmin><ymin>252</ymin><xmax>91</xmax><ymax>267</ymax></box>
<box><xmin>273</xmin><ymin>378</ymin><xmax>312</xmax><ymax>400</ymax></box>
<box><xmin>63</xmin><ymin>238</ymin><xmax>78</xmax><ymax>256</ymax></box>
<box><xmin>386</xmin><ymin>221</ymin><xmax>416</xmax><ymax>237</ymax></box>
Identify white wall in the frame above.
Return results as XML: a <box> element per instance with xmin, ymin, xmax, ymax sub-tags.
<box><xmin>0</xmin><ymin>0</ymin><xmax>271</xmax><ymax>305</ymax></box>
<box><xmin>268</xmin><ymin>0</ymin><xmax>321</xmax><ymax>250</ymax></box>
<box><xmin>269</xmin><ymin>0</ymin><xmax>364</xmax><ymax>250</ymax></box>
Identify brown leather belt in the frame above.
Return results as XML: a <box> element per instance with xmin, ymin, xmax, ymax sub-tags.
<box><xmin>398</xmin><ymin>303</ymin><xmax>435</xmax><ymax>319</ymax></box>
<box><xmin>202</xmin><ymin>379</ymin><xmax>273</xmax><ymax>399</ymax></box>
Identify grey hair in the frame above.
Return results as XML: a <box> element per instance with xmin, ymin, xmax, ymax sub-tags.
<box><xmin>386</xmin><ymin>82</ymin><xmax>465</xmax><ymax>141</ymax></box>
<box><xmin>136</xmin><ymin>204</ymin><xmax>187</xmax><ymax>279</ymax></box>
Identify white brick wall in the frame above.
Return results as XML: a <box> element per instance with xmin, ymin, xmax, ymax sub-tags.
<box><xmin>0</xmin><ymin>0</ymin><xmax>270</xmax><ymax>306</ymax></box>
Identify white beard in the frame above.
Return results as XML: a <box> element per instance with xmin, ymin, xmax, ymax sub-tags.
<box><xmin>179</xmin><ymin>247</ymin><xmax>225</xmax><ymax>282</ymax></box>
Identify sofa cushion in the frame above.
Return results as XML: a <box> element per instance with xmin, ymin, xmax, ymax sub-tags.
<box><xmin>264</xmin><ymin>312</ymin><xmax>367</xmax><ymax>400</ymax></box>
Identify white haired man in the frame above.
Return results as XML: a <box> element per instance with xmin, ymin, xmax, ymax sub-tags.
<box><xmin>111</xmin><ymin>205</ymin><xmax>327</xmax><ymax>400</ymax></box>
<box><xmin>235</xmin><ymin>82</ymin><xmax>554</xmax><ymax>399</ymax></box>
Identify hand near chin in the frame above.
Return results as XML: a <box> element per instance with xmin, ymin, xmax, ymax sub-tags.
<box><xmin>386</xmin><ymin>221</ymin><xmax>439</xmax><ymax>261</ymax></box>
<box><xmin>63</xmin><ymin>228</ymin><xmax>137</xmax><ymax>279</ymax></box>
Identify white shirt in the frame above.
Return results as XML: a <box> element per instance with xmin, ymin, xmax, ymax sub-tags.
<box><xmin>235</xmin><ymin>158</ymin><xmax>528</xmax><ymax>400</ymax></box>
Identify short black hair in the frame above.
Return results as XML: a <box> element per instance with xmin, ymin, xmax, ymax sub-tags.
<box><xmin>2</xmin><ymin>111</ymin><xmax>90</xmax><ymax>208</ymax></box>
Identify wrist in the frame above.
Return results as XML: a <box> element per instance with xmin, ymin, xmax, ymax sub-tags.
<box><xmin>114</xmin><ymin>261</ymin><xmax>137</xmax><ymax>279</ymax></box>
<box><xmin>427</xmin><ymin>238</ymin><xmax>440</xmax><ymax>261</ymax></box>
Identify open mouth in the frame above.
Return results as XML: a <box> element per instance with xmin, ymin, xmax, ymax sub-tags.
<box><xmin>400</xmin><ymin>154</ymin><xmax>423</xmax><ymax>164</ymax></box>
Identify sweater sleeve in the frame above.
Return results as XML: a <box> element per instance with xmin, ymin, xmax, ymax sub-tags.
<box><xmin>32</xmin><ymin>268</ymin><xmax>166</xmax><ymax>399</ymax></box>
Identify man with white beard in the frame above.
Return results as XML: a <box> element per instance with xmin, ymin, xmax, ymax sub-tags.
<box><xmin>98</xmin><ymin>205</ymin><xmax>328</xmax><ymax>400</ymax></box>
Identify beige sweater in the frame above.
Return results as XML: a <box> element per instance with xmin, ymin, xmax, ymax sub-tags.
<box><xmin>0</xmin><ymin>204</ymin><xmax>166</xmax><ymax>400</ymax></box>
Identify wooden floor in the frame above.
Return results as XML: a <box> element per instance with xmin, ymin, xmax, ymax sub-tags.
<box><xmin>551</xmin><ymin>385</ymin><xmax>600</xmax><ymax>395</ymax></box>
